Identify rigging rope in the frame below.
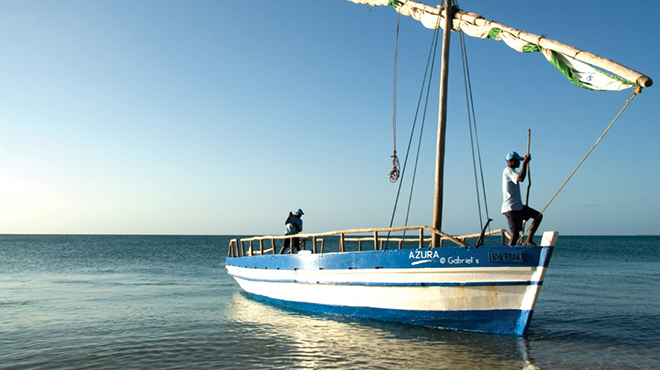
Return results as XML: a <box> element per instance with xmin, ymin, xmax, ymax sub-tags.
<box><xmin>458</xmin><ymin>27</ymin><xmax>490</xmax><ymax>230</ymax></box>
<box><xmin>385</xmin><ymin>18</ymin><xmax>442</xmax><ymax>246</ymax></box>
<box><xmin>403</xmin><ymin>28</ymin><xmax>441</xmax><ymax>229</ymax></box>
<box><xmin>389</xmin><ymin>14</ymin><xmax>401</xmax><ymax>183</ymax></box>
<box><xmin>520</xmin><ymin>87</ymin><xmax>642</xmax><ymax>240</ymax></box>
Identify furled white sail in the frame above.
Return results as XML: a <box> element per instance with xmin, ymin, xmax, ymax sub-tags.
<box><xmin>349</xmin><ymin>0</ymin><xmax>391</xmax><ymax>5</ymax></box>
<box><xmin>348</xmin><ymin>0</ymin><xmax>650</xmax><ymax>90</ymax></box>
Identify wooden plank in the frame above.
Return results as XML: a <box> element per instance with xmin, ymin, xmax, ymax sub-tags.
<box><xmin>419</xmin><ymin>228</ymin><xmax>424</xmax><ymax>249</ymax></box>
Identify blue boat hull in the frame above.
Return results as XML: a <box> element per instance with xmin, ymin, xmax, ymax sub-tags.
<box><xmin>226</xmin><ymin>244</ymin><xmax>554</xmax><ymax>335</ymax></box>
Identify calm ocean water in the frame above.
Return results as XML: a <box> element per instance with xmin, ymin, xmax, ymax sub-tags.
<box><xmin>1</xmin><ymin>235</ymin><xmax>658</xmax><ymax>369</ymax></box>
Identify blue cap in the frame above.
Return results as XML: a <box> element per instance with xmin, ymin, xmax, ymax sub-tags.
<box><xmin>296</xmin><ymin>209</ymin><xmax>304</xmax><ymax>215</ymax></box>
<box><xmin>505</xmin><ymin>151</ymin><xmax>524</xmax><ymax>161</ymax></box>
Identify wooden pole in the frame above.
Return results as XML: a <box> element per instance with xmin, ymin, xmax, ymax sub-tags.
<box><xmin>432</xmin><ymin>0</ymin><xmax>453</xmax><ymax>248</ymax></box>
<box><xmin>525</xmin><ymin>129</ymin><xmax>532</xmax><ymax>206</ymax></box>
<box><xmin>456</xmin><ymin>11</ymin><xmax>653</xmax><ymax>88</ymax></box>
<box><xmin>527</xmin><ymin>129</ymin><xmax>531</xmax><ymax>154</ymax></box>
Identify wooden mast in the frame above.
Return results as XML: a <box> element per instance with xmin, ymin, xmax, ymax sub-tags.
<box><xmin>432</xmin><ymin>0</ymin><xmax>453</xmax><ymax>247</ymax></box>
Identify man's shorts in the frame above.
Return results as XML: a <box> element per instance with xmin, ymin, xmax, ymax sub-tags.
<box><xmin>504</xmin><ymin>206</ymin><xmax>541</xmax><ymax>235</ymax></box>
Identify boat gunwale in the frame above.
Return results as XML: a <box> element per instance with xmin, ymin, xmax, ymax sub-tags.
<box><xmin>228</xmin><ymin>225</ymin><xmax>513</xmax><ymax>258</ymax></box>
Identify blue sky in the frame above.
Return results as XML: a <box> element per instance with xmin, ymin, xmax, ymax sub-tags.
<box><xmin>0</xmin><ymin>0</ymin><xmax>658</xmax><ymax>236</ymax></box>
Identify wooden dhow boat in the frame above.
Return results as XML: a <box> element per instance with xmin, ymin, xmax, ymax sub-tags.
<box><xmin>226</xmin><ymin>0</ymin><xmax>652</xmax><ymax>335</ymax></box>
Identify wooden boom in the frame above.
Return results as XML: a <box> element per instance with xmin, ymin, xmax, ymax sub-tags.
<box><xmin>372</xmin><ymin>0</ymin><xmax>653</xmax><ymax>88</ymax></box>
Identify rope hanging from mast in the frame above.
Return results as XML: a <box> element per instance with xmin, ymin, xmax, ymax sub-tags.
<box><xmin>458</xmin><ymin>23</ymin><xmax>491</xmax><ymax>231</ymax></box>
<box><xmin>389</xmin><ymin>14</ymin><xmax>401</xmax><ymax>183</ymax></box>
<box><xmin>385</xmin><ymin>15</ymin><xmax>442</xmax><ymax>246</ymax></box>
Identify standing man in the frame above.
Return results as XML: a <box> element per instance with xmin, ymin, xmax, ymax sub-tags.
<box><xmin>502</xmin><ymin>152</ymin><xmax>543</xmax><ymax>245</ymax></box>
<box><xmin>281</xmin><ymin>209</ymin><xmax>304</xmax><ymax>253</ymax></box>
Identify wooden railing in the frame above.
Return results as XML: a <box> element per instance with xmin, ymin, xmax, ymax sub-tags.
<box><xmin>227</xmin><ymin>225</ymin><xmax>510</xmax><ymax>258</ymax></box>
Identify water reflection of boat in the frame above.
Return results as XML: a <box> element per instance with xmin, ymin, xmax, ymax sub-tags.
<box><xmin>226</xmin><ymin>291</ymin><xmax>539</xmax><ymax>369</ymax></box>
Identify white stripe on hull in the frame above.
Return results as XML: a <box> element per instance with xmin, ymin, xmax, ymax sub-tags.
<box><xmin>226</xmin><ymin>265</ymin><xmax>546</xmax><ymax>284</ymax></box>
<box><xmin>228</xmin><ymin>266</ymin><xmax>548</xmax><ymax>312</ymax></box>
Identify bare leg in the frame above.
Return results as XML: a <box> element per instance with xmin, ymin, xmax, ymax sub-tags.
<box><xmin>279</xmin><ymin>238</ymin><xmax>291</xmax><ymax>254</ymax></box>
<box><xmin>509</xmin><ymin>232</ymin><xmax>519</xmax><ymax>246</ymax></box>
<box><xmin>525</xmin><ymin>214</ymin><xmax>543</xmax><ymax>245</ymax></box>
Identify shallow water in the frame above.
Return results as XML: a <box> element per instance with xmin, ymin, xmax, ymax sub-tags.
<box><xmin>1</xmin><ymin>235</ymin><xmax>658</xmax><ymax>369</ymax></box>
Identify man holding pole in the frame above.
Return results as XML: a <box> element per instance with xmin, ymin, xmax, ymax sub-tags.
<box><xmin>502</xmin><ymin>151</ymin><xmax>543</xmax><ymax>245</ymax></box>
